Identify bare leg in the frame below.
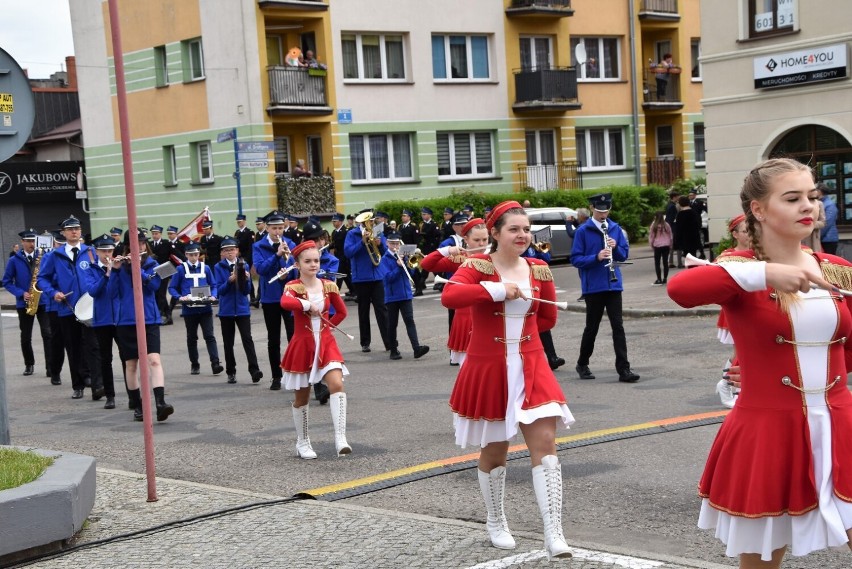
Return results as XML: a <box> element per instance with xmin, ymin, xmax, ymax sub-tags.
<box><xmin>519</xmin><ymin>417</ymin><xmax>557</xmax><ymax>467</ymax></box>
<box><xmin>739</xmin><ymin>546</ymin><xmax>785</xmax><ymax>569</ymax></box>
<box><xmin>324</xmin><ymin>369</ymin><xmax>344</xmax><ymax>394</ymax></box>
<box><xmin>125</xmin><ymin>359</ymin><xmax>139</xmax><ymax>390</ymax></box>
<box><xmin>293</xmin><ymin>387</ymin><xmax>311</xmax><ymax>408</ymax></box>
<box><xmin>847</xmin><ymin>527</ymin><xmax>852</xmax><ymax>551</ymax></box>
<box><xmin>148</xmin><ymin>354</ymin><xmax>164</xmax><ymax>388</ymax></box>
<box><xmin>479</xmin><ymin>441</ymin><xmax>510</xmax><ymax>472</ymax></box>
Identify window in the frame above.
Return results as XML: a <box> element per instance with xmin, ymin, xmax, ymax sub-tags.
<box><xmin>694</xmin><ymin>123</ymin><xmax>706</xmax><ymax>166</ymax></box>
<box><xmin>163</xmin><ymin>145</ymin><xmax>177</xmax><ymax>186</ymax></box>
<box><xmin>691</xmin><ymin>39</ymin><xmax>701</xmax><ymax>80</ymax></box>
<box><xmin>576</xmin><ymin>128</ymin><xmax>625</xmax><ymax>170</ymax></box>
<box><xmin>191</xmin><ymin>141</ymin><xmax>213</xmax><ymax>183</ymax></box>
<box><xmin>154</xmin><ymin>45</ymin><xmax>169</xmax><ymax>87</ymax></box>
<box><xmin>656</xmin><ymin>125</ymin><xmax>674</xmax><ymax>156</ymax></box>
<box><xmin>342</xmin><ymin>33</ymin><xmax>406</xmax><ymax>81</ymax></box>
<box><xmin>749</xmin><ymin>0</ymin><xmax>796</xmax><ymax>38</ymax></box>
<box><xmin>349</xmin><ymin>133</ymin><xmax>413</xmax><ymax>182</ymax></box>
<box><xmin>519</xmin><ymin>37</ymin><xmax>552</xmax><ymax>71</ymax></box>
<box><xmin>432</xmin><ymin>35</ymin><xmax>490</xmax><ymax>80</ymax></box>
<box><xmin>266</xmin><ymin>36</ymin><xmax>283</xmax><ymax>66</ymax></box>
<box><xmin>437</xmin><ymin>132</ymin><xmax>494</xmax><ymax>178</ymax></box>
<box><xmin>182</xmin><ymin>38</ymin><xmax>205</xmax><ymax>82</ymax></box>
<box><xmin>525</xmin><ymin>130</ymin><xmax>556</xmax><ymax>165</ymax></box>
<box><xmin>570</xmin><ymin>37</ymin><xmax>620</xmax><ymax>80</ymax></box>
<box><xmin>274</xmin><ymin>136</ymin><xmax>290</xmax><ymax>174</ymax></box>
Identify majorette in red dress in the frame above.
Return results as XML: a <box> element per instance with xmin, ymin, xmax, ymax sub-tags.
<box><xmin>669</xmin><ymin>250</ymin><xmax>852</xmax><ymax>559</ymax></box>
<box><xmin>441</xmin><ymin>255</ymin><xmax>573</xmax><ymax>447</ymax></box>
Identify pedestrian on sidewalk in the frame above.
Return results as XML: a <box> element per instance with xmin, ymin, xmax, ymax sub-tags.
<box><xmin>280</xmin><ymin>240</ymin><xmax>352</xmax><ymax>459</ymax></box>
<box><xmin>441</xmin><ymin>200</ymin><xmax>575</xmax><ymax>560</ymax></box>
<box><xmin>648</xmin><ymin>211</ymin><xmax>673</xmax><ymax>285</ymax></box>
<box><xmin>668</xmin><ymin>157</ymin><xmax>852</xmax><ymax>567</ymax></box>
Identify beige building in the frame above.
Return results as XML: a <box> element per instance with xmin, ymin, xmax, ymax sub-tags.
<box><xmin>700</xmin><ymin>0</ymin><xmax>852</xmax><ymax>242</ymax></box>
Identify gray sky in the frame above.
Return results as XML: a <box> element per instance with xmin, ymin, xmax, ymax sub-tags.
<box><xmin>1</xmin><ymin>0</ymin><xmax>75</xmax><ymax>79</ymax></box>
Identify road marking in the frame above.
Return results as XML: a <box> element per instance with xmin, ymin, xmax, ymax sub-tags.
<box><xmin>465</xmin><ymin>547</ymin><xmax>665</xmax><ymax>569</ymax></box>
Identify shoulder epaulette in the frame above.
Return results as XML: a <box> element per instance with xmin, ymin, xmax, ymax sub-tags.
<box><xmin>715</xmin><ymin>253</ymin><xmax>757</xmax><ymax>264</ymax></box>
<box><xmin>285</xmin><ymin>282</ymin><xmax>306</xmax><ymax>295</ymax></box>
<box><xmin>323</xmin><ymin>280</ymin><xmax>339</xmax><ymax>294</ymax></box>
<box><xmin>460</xmin><ymin>257</ymin><xmax>494</xmax><ymax>275</ymax></box>
<box><xmin>530</xmin><ymin>263</ymin><xmax>553</xmax><ymax>282</ymax></box>
<box><xmin>448</xmin><ymin>254</ymin><xmax>467</xmax><ymax>264</ymax></box>
<box><xmin>820</xmin><ymin>259</ymin><xmax>852</xmax><ymax>291</ymax></box>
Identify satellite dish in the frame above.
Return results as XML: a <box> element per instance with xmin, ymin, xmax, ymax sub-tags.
<box><xmin>0</xmin><ymin>47</ymin><xmax>35</xmax><ymax>163</ymax></box>
<box><xmin>574</xmin><ymin>43</ymin><xmax>587</xmax><ymax>66</ymax></box>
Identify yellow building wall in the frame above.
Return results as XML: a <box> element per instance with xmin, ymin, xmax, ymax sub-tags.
<box><xmin>102</xmin><ymin>0</ymin><xmax>202</xmax><ymax>55</ymax></box>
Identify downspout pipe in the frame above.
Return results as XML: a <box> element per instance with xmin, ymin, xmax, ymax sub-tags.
<box><xmin>628</xmin><ymin>0</ymin><xmax>642</xmax><ymax>185</ymax></box>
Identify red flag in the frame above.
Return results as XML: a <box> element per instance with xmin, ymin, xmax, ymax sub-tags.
<box><xmin>176</xmin><ymin>207</ymin><xmax>210</xmax><ymax>243</ymax></box>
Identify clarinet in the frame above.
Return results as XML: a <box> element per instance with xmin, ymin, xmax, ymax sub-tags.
<box><xmin>600</xmin><ymin>221</ymin><xmax>618</xmax><ymax>283</ymax></box>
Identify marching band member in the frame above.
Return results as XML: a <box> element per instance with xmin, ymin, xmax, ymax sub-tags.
<box><xmin>280</xmin><ymin>240</ymin><xmax>351</xmax><ymax>459</ymax></box>
<box><xmin>234</xmin><ymin>214</ymin><xmax>256</xmax><ymax>306</ymax></box>
<box><xmin>84</xmin><ymin>234</ymin><xmax>122</xmax><ymax>409</ymax></box>
<box><xmin>109</xmin><ymin>229</ymin><xmax>173</xmax><ymax>422</ymax></box>
<box><xmin>284</xmin><ymin>214</ymin><xmax>303</xmax><ymax>245</ymax></box>
<box><xmin>110</xmin><ymin>227</ymin><xmax>124</xmax><ymax>255</ymax></box>
<box><xmin>150</xmin><ymin>225</ymin><xmax>173</xmax><ymax>325</ymax></box>
<box><xmin>199</xmin><ymin>220</ymin><xmax>223</xmax><ymax>264</ymax></box>
<box><xmin>380</xmin><ymin>233</ymin><xmax>429</xmax><ymax>361</ymax></box>
<box><xmin>164</xmin><ymin>225</ymin><xmax>185</xmax><ymax>322</ymax></box>
<box><xmin>2</xmin><ymin>229</ymin><xmax>52</xmax><ymax>378</ymax></box>
<box><xmin>523</xmin><ymin>236</ymin><xmax>566</xmax><ymax>371</ymax></box>
<box><xmin>417</xmin><ymin>207</ymin><xmax>442</xmax><ymax>294</ymax></box>
<box><xmin>169</xmin><ymin>242</ymin><xmax>224</xmax><ymax>377</ymax></box>
<box><xmin>421</xmin><ymin>217</ymin><xmax>489</xmax><ymax>366</ymax></box>
<box><xmin>668</xmin><ymin>158</ymin><xmax>852</xmax><ymax>567</ymax></box>
<box><xmin>213</xmin><ymin>238</ymin><xmax>262</xmax><ymax>385</ymax></box>
<box><xmin>441</xmin><ymin>201</ymin><xmax>574</xmax><ymax>559</ymax></box>
<box><xmin>252</xmin><ymin>211</ymin><xmax>296</xmax><ymax>390</ymax></box>
<box><xmin>44</xmin><ymin>231</ymin><xmax>67</xmax><ymax>385</ymax></box>
<box><xmin>37</xmin><ymin>216</ymin><xmax>97</xmax><ymax>400</ymax></box>
<box><xmin>330</xmin><ymin>212</ymin><xmax>354</xmax><ymax>299</ymax></box>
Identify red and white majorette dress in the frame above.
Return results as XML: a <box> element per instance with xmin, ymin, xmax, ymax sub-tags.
<box><xmin>279</xmin><ymin>279</ymin><xmax>349</xmax><ymax>389</ymax></box>
<box><xmin>441</xmin><ymin>255</ymin><xmax>574</xmax><ymax>448</ymax></box>
<box><xmin>422</xmin><ymin>249</ymin><xmax>472</xmax><ymax>365</ymax></box>
<box><xmin>669</xmin><ymin>250</ymin><xmax>852</xmax><ymax>561</ymax></box>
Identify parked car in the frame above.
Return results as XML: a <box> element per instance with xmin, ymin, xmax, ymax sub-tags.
<box><xmin>524</xmin><ymin>207</ymin><xmax>578</xmax><ymax>263</ymax></box>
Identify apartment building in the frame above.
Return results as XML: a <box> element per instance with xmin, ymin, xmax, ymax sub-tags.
<box><xmin>700</xmin><ymin>0</ymin><xmax>852</xmax><ymax>241</ymax></box>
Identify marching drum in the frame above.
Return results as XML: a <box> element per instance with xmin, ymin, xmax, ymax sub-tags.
<box><xmin>73</xmin><ymin>292</ymin><xmax>95</xmax><ymax>327</ymax></box>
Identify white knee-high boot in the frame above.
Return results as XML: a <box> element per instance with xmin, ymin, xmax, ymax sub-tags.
<box><xmin>330</xmin><ymin>392</ymin><xmax>351</xmax><ymax>456</ymax></box>
<box><xmin>477</xmin><ymin>467</ymin><xmax>516</xmax><ymax>550</ymax></box>
<box><xmin>292</xmin><ymin>404</ymin><xmax>317</xmax><ymax>460</ymax></box>
<box><xmin>532</xmin><ymin>455</ymin><xmax>572</xmax><ymax>560</ymax></box>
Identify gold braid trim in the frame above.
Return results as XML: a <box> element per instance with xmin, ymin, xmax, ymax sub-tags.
<box><xmin>715</xmin><ymin>255</ymin><xmax>758</xmax><ymax>263</ymax></box>
<box><xmin>323</xmin><ymin>280</ymin><xmax>340</xmax><ymax>294</ymax></box>
<box><xmin>530</xmin><ymin>264</ymin><xmax>553</xmax><ymax>282</ymax></box>
<box><xmin>448</xmin><ymin>254</ymin><xmax>467</xmax><ymax>264</ymax></box>
<box><xmin>460</xmin><ymin>258</ymin><xmax>495</xmax><ymax>275</ymax></box>
<box><xmin>284</xmin><ymin>283</ymin><xmax>306</xmax><ymax>295</ymax></box>
<box><xmin>820</xmin><ymin>260</ymin><xmax>852</xmax><ymax>291</ymax></box>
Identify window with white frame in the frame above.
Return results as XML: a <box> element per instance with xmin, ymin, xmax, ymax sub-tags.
<box><xmin>694</xmin><ymin>123</ymin><xmax>706</xmax><ymax>165</ymax></box>
<box><xmin>525</xmin><ymin>130</ymin><xmax>556</xmax><ymax>165</ymax></box>
<box><xmin>576</xmin><ymin>128</ymin><xmax>625</xmax><ymax>170</ymax></box>
<box><xmin>519</xmin><ymin>37</ymin><xmax>553</xmax><ymax>71</ymax></box>
<box><xmin>342</xmin><ymin>33</ymin><xmax>406</xmax><ymax>81</ymax></box>
<box><xmin>274</xmin><ymin>136</ymin><xmax>291</xmax><ymax>174</ymax></box>
<box><xmin>182</xmin><ymin>38</ymin><xmax>205</xmax><ymax>82</ymax></box>
<box><xmin>432</xmin><ymin>35</ymin><xmax>490</xmax><ymax>80</ymax></box>
<box><xmin>154</xmin><ymin>45</ymin><xmax>169</xmax><ymax>87</ymax></box>
<box><xmin>349</xmin><ymin>133</ymin><xmax>414</xmax><ymax>182</ymax></box>
<box><xmin>437</xmin><ymin>132</ymin><xmax>494</xmax><ymax>178</ymax></box>
<box><xmin>570</xmin><ymin>37</ymin><xmax>620</xmax><ymax>80</ymax></box>
<box><xmin>191</xmin><ymin>141</ymin><xmax>213</xmax><ymax>183</ymax></box>
<box><xmin>748</xmin><ymin>0</ymin><xmax>796</xmax><ymax>38</ymax></box>
<box><xmin>656</xmin><ymin>125</ymin><xmax>674</xmax><ymax>156</ymax></box>
<box><xmin>691</xmin><ymin>39</ymin><xmax>702</xmax><ymax>80</ymax></box>
<box><xmin>163</xmin><ymin>145</ymin><xmax>177</xmax><ymax>186</ymax></box>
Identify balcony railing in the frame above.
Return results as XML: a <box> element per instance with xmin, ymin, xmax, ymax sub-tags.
<box><xmin>267</xmin><ymin>66</ymin><xmax>333</xmax><ymax>115</ymax></box>
<box><xmin>642</xmin><ymin>66</ymin><xmax>682</xmax><ymax>108</ymax></box>
<box><xmin>647</xmin><ymin>157</ymin><xmax>683</xmax><ymax>187</ymax></box>
<box><xmin>638</xmin><ymin>0</ymin><xmax>679</xmax><ymax>20</ymax></box>
<box><xmin>517</xmin><ymin>162</ymin><xmax>582</xmax><ymax>191</ymax></box>
<box><xmin>513</xmin><ymin>67</ymin><xmax>580</xmax><ymax>112</ymax></box>
<box><xmin>506</xmin><ymin>0</ymin><xmax>573</xmax><ymax>17</ymax></box>
<box><xmin>257</xmin><ymin>0</ymin><xmax>328</xmax><ymax>11</ymax></box>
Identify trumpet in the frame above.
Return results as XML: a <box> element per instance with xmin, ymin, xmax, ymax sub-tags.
<box><xmin>406</xmin><ymin>249</ymin><xmax>424</xmax><ymax>270</ymax></box>
<box><xmin>355</xmin><ymin>211</ymin><xmax>383</xmax><ymax>266</ymax></box>
<box><xmin>531</xmin><ymin>241</ymin><xmax>551</xmax><ymax>254</ymax></box>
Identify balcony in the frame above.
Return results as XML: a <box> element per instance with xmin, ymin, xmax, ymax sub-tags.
<box><xmin>513</xmin><ymin>67</ymin><xmax>580</xmax><ymax>112</ymax></box>
<box><xmin>506</xmin><ymin>0</ymin><xmax>573</xmax><ymax>17</ymax></box>
<box><xmin>257</xmin><ymin>0</ymin><xmax>328</xmax><ymax>11</ymax></box>
<box><xmin>517</xmin><ymin>162</ymin><xmax>582</xmax><ymax>191</ymax></box>
<box><xmin>642</xmin><ymin>66</ymin><xmax>683</xmax><ymax>110</ymax></box>
<box><xmin>638</xmin><ymin>0</ymin><xmax>679</xmax><ymax>21</ymax></box>
<box><xmin>266</xmin><ymin>67</ymin><xmax>333</xmax><ymax>116</ymax></box>
<box><xmin>647</xmin><ymin>156</ymin><xmax>683</xmax><ymax>186</ymax></box>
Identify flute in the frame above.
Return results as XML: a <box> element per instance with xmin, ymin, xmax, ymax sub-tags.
<box><xmin>433</xmin><ymin>276</ymin><xmax>568</xmax><ymax>310</ymax></box>
<box><xmin>268</xmin><ymin>264</ymin><xmax>297</xmax><ymax>284</ymax></box>
<box><xmin>600</xmin><ymin>221</ymin><xmax>618</xmax><ymax>283</ymax></box>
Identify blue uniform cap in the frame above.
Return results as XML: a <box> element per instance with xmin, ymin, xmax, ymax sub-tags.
<box><xmin>150</xmin><ymin>225</ymin><xmax>163</xmax><ymax>233</ymax></box>
<box><xmin>167</xmin><ymin>226</ymin><xmax>179</xmax><ymax>233</ymax></box>
<box><xmin>302</xmin><ymin>221</ymin><xmax>324</xmax><ymax>240</ymax></box>
<box><xmin>265</xmin><ymin>211</ymin><xmax>286</xmax><ymax>224</ymax></box>
<box><xmin>52</xmin><ymin>230</ymin><xmax>66</xmax><ymax>244</ymax></box>
<box><xmin>589</xmin><ymin>193</ymin><xmax>613</xmax><ymax>212</ymax></box>
<box><xmin>255</xmin><ymin>217</ymin><xmax>266</xmax><ymax>223</ymax></box>
<box><xmin>375</xmin><ymin>211</ymin><xmax>388</xmax><ymax>220</ymax></box>
<box><xmin>386</xmin><ymin>232</ymin><xmax>402</xmax><ymax>242</ymax></box>
<box><xmin>221</xmin><ymin>237</ymin><xmax>239</xmax><ymax>249</ymax></box>
<box><xmin>452</xmin><ymin>214</ymin><xmax>469</xmax><ymax>225</ymax></box>
<box><xmin>93</xmin><ymin>234</ymin><xmax>116</xmax><ymax>250</ymax></box>
<box><xmin>463</xmin><ymin>204</ymin><xmax>474</xmax><ymax>212</ymax></box>
<box><xmin>184</xmin><ymin>242</ymin><xmax>201</xmax><ymax>253</ymax></box>
<box><xmin>443</xmin><ymin>207</ymin><xmax>454</xmax><ymax>215</ymax></box>
<box><xmin>18</xmin><ymin>229</ymin><xmax>37</xmax><ymax>240</ymax></box>
<box><xmin>201</xmin><ymin>220</ymin><xmax>213</xmax><ymax>229</ymax></box>
<box><xmin>401</xmin><ymin>209</ymin><xmax>413</xmax><ymax>216</ymax></box>
<box><xmin>61</xmin><ymin>216</ymin><xmax>81</xmax><ymax>229</ymax></box>
<box><xmin>136</xmin><ymin>228</ymin><xmax>148</xmax><ymax>241</ymax></box>
<box><xmin>331</xmin><ymin>212</ymin><xmax>344</xmax><ymax>221</ymax></box>
<box><xmin>109</xmin><ymin>227</ymin><xmax>123</xmax><ymax>236</ymax></box>
<box><xmin>235</xmin><ymin>214</ymin><xmax>246</xmax><ymax>221</ymax></box>
<box><xmin>421</xmin><ymin>207</ymin><xmax>434</xmax><ymax>215</ymax></box>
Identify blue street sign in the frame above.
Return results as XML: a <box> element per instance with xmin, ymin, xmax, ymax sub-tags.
<box><xmin>217</xmin><ymin>128</ymin><xmax>236</xmax><ymax>143</ymax></box>
<box><xmin>237</xmin><ymin>141</ymin><xmax>275</xmax><ymax>153</ymax></box>
<box><xmin>338</xmin><ymin>109</ymin><xmax>352</xmax><ymax>124</ymax></box>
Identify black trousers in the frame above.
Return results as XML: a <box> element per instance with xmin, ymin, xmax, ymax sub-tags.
<box><xmin>352</xmin><ymin>281</ymin><xmax>389</xmax><ymax>350</ymax></box>
<box><xmin>414</xmin><ymin>268</ymin><xmax>429</xmax><ymax>293</ymax></box>
<box><xmin>220</xmin><ymin>315</ymin><xmax>260</xmax><ymax>375</ymax></box>
<box><xmin>156</xmin><ymin>277</ymin><xmax>170</xmax><ymax>317</ymax></box>
<box><xmin>387</xmin><ymin>300</ymin><xmax>420</xmax><ymax>351</ymax></box>
<box><xmin>47</xmin><ymin>310</ymin><xmax>65</xmax><ymax>378</ymax></box>
<box><xmin>58</xmin><ymin>315</ymin><xmax>89</xmax><ymax>390</ymax></box>
<box><xmin>578</xmin><ymin>291</ymin><xmax>630</xmax><ymax>373</ymax></box>
<box><xmin>540</xmin><ymin>330</ymin><xmax>558</xmax><ymax>360</ymax></box>
<box><xmin>653</xmin><ymin>246</ymin><xmax>670</xmax><ymax>281</ymax></box>
<box><xmin>337</xmin><ymin>257</ymin><xmax>353</xmax><ymax>295</ymax></box>
<box><xmin>182</xmin><ymin>312</ymin><xmax>220</xmax><ymax>365</ymax></box>
<box><xmin>82</xmin><ymin>325</ymin><xmax>102</xmax><ymax>391</ymax></box>
<box><xmin>262</xmin><ymin>303</ymin><xmax>294</xmax><ymax>379</ymax></box>
<box><xmin>94</xmin><ymin>325</ymin><xmax>120</xmax><ymax>398</ymax></box>
<box><xmin>17</xmin><ymin>306</ymin><xmax>51</xmax><ymax>369</ymax></box>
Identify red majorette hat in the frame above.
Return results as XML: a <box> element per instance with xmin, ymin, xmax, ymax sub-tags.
<box><xmin>460</xmin><ymin>217</ymin><xmax>485</xmax><ymax>237</ymax></box>
<box><xmin>291</xmin><ymin>240</ymin><xmax>317</xmax><ymax>259</ymax></box>
<box><xmin>728</xmin><ymin>214</ymin><xmax>745</xmax><ymax>234</ymax></box>
<box><xmin>485</xmin><ymin>201</ymin><xmax>523</xmax><ymax>231</ymax></box>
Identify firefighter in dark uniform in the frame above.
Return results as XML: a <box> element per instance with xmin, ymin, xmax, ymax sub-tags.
<box><xmin>397</xmin><ymin>209</ymin><xmax>422</xmax><ymax>295</ymax></box>
<box><xmin>110</xmin><ymin>227</ymin><xmax>125</xmax><ymax>256</ymax></box>
<box><xmin>199</xmin><ymin>220</ymin><xmax>223</xmax><ymax>264</ymax></box>
<box><xmin>149</xmin><ymin>225</ymin><xmax>173</xmax><ymax>324</ymax></box>
<box><xmin>254</xmin><ymin>217</ymin><xmax>268</xmax><ymax>243</ymax></box>
<box><xmin>234</xmin><ymin>214</ymin><xmax>256</xmax><ymax>303</ymax></box>
<box><xmin>164</xmin><ymin>225</ymin><xmax>185</xmax><ymax>321</ymax></box>
<box><xmin>329</xmin><ymin>212</ymin><xmax>353</xmax><ymax>298</ymax></box>
<box><xmin>417</xmin><ymin>207</ymin><xmax>442</xmax><ymax>293</ymax></box>
<box><xmin>440</xmin><ymin>207</ymin><xmax>455</xmax><ymax>240</ymax></box>
<box><xmin>283</xmin><ymin>215</ymin><xmax>303</xmax><ymax>245</ymax></box>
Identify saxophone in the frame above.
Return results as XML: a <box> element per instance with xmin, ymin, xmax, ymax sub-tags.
<box><xmin>25</xmin><ymin>254</ymin><xmax>42</xmax><ymax>316</ymax></box>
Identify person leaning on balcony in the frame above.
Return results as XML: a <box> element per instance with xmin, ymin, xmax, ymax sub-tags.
<box><xmin>302</xmin><ymin>50</ymin><xmax>327</xmax><ymax>70</ymax></box>
<box><xmin>293</xmin><ymin>159</ymin><xmax>312</xmax><ymax>178</ymax></box>
<box><xmin>655</xmin><ymin>53</ymin><xmax>674</xmax><ymax>100</ymax></box>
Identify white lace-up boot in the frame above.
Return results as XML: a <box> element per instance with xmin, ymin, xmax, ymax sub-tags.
<box><xmin>329</xmin><ymin>392</ymin><xmax>351</xmax><ymax>456</ymax></box>
<box><xmin>477</xmin><ymin>467</ymin><xmax>516</xmax><ymax>549</ymax></box>
<box><xmin>292</xmin><ymin>404</ymin><xmax>317</xmax><ymax>460</ymax></box>
<box><xmin>532</xmin><ymin>455</ymin><xmax>572</xmax><ymax>560</ymax></box>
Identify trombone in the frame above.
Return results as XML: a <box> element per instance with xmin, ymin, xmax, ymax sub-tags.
<box><xmin>406</xmin><ymin>249</ymin><xmax>424</xmax><ymax>270</ymax></box>
<box><xmin>355</xmin><ymin>211</ymin><xmax>383</xmax><ymax>266</ymax></box>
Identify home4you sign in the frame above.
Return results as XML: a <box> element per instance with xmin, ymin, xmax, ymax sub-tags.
<box><xmin>753</xmin><ymin>43</ymin><xmax>848</xmax><ymax>89</ymax></box>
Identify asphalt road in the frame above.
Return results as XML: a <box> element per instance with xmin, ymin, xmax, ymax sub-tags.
<box><xmin>2</xmin><ymin>253</ymin><xmax>851</xmax><ymax>567</ymax></box>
